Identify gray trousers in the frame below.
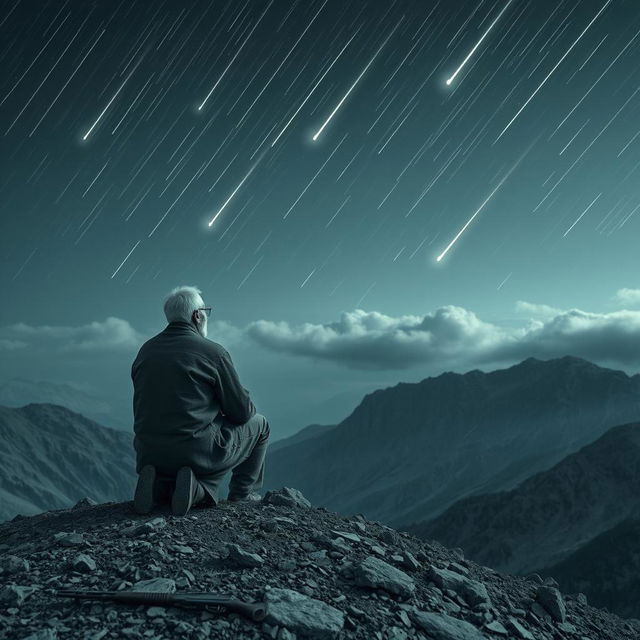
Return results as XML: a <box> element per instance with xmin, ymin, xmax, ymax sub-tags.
<box><xmin>201</xmin><ymin>412</ymin><xmax>270</xmax><ymax>504</ymax></box>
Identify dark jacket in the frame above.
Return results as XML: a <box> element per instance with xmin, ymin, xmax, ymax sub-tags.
<box><xmin>131</xmin><ymin>320</ymin><xmax>256</xmax><ymax>477</ymax></box>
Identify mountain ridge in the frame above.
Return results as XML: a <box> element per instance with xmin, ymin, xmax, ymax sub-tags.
<box><xmin>402</xmin><ymin>421</ymin><xmax>640</xmax><ymax>574</ymax></box>
<box><xmin>263</xmin><ymin>355</ymin><xmax>640</xmax><ymax>528</ymax></box>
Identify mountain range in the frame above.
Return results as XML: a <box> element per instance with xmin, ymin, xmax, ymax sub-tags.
<box><xmin>262</xmin><ymin>355</ymin><xmax>640</xmax><ymax>529</ymax></box>
<box><xmin>0</xmin><ymin>403</ymin><xmax>136</xmax><ymax>522</ymax></box>
<box><xmin>403</xmin><ymin>421</ymin><xmax>640</xmax><ymax>574</ymax></box>
<box><xmin>1</xmin><ymin>354</ymin><xmax>639</xmax><ymax>618</ymax></box>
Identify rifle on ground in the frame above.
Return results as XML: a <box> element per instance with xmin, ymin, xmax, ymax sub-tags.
<box><xmin>55</xmin><ymin>589</ymin><xmax>267</xmax><ymax>621</ymax></box>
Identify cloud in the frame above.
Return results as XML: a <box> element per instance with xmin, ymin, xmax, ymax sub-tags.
<box><xmin>245</xmin><ymin>304</ymin><xmax>640</xmax><ymax>370</ymax></box>
<box><xmin>613</xmin><ymin>288</ymin><xmax>640</xmax><ymax>306</ymax></box>
<box><xmin>514</xmin><ymin>300</ymin><xmax>563</xmax><ymax>318</ymax></box>
<box><xmin>0</xmin><ymin>339</ymin><xmax>28</xmax><ymax>351</ymax></box>
<box><xmin>1</xmin><ymin>317</ymin><xmax>143</xmax><ymax>353</ymax></box>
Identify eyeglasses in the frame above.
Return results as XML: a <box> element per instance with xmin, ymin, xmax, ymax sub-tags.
<box><xmin>197</xmin><ymin>307</ymin><xmax>212</xmax><ymax>317</ymax></box>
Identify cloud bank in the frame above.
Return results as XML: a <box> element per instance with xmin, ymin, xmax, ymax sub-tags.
<box><xmin>0</xmin><ymin>317</ymin><xmax>142</xmax><ymax>353</ymax></box>
<box><xmin>3</xmin><ymin>295</ymin><xmax>640</xmax><ymax>372</ymax></box>
<box><xmin>245</xmin><ymin>303</ymin><xmax>640</xmax><ymax>370</ymax></box>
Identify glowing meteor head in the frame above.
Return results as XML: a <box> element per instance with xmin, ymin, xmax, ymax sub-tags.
<box><xmin>446</xmin><ymin>78</ymin><xmax>453</xmax><ymax>86</ymax></box>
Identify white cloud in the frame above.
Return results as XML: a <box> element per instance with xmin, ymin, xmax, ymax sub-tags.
<box><xmin>4</xmin><ymin>301</ymin><xmax>640</xmax><ymax>372</ymax></box>
<box><xmin>613</xmin><ymin>288</ymin><xmax>640</xmax><ymax>306</ymax></box>
<box><xmin>2</xmin><ymin>317</ymin><xmax>143</xmax><ymax>353</ymax></box>
<box><xmin>514</xmin><ymin>300</ymin><xmax>563</xmax><ymax>317</ymax></box>
<box><xmin>244</xmin><ymin>304</ymin><xmax>640</xmax><ymax>370</ymax></box>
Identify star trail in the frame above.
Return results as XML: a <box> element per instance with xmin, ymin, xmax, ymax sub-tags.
<box><xmin>1</xmin><ymin>0</ymin><xmax>639</xmax><ymax>321</ymax></box>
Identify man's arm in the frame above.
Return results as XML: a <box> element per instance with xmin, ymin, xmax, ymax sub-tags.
<box><xmin>212</xmin><ymin>348</ymin><xmax>256</xmax><ymax>425</ymax></box>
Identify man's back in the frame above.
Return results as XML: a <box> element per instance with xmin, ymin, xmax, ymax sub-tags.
<box><xmin>131</xmin><ymin>320</ymin><xmax>256</xmax><ymax>475</ymax></box>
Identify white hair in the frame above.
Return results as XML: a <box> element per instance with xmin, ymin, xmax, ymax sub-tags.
<box><xmin>163</xmin><ymin>285</ymin><xmax>204</xmax><ymax>323</ymax></box>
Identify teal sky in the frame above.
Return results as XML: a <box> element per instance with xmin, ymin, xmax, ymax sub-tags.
<box><xmin>2</xmin><ymin>0</ymin><xmax>640</xmax><ymax>437</ymax></box>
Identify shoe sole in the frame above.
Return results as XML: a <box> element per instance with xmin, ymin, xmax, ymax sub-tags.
<box><xmin>172</xmin><ymin>466</ymin><xmax>196</xmax><ymax>516</ymax></box>
<box><xmin>133</xmin><ymin>465</ymin><xmax>156</xmax><ymax>514</ymax></box>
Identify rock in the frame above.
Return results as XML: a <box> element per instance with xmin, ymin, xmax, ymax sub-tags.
<box><xmin>131</xmin><ymin>578</ymin><xmax>176</xmax><ymax>593</ymax></box>
<box><xmin>535</xmin><ymin>585</ymin><xmax>566</xmax><ymax>622</ymax></box>
<box><xmin>53</xmin><ymin>532</ymin><xmax>86</xmax><ymax>547</ymax></box>
<box><xmin>329</xmin><ymin>530</ymin><xmax>361</xmax><ymax>542</ymax></box>
<box><xmin>0</xmin><ymin>584</ymin><xmax>36</xmax><ymax>607</ymax></box>
<box><xmin>121</xmin><ymin>517</ymin><xmax>167</xmax><ymax>537</ymax></box>
<box><xmin>72</xmin><ymin>497</ymin><xmax>97</xmax><ymax>509</ymax></box>
<box><xmin>484</xmin><ymin>620</ymin><xmax>508</xmax><ymax>635</ymax></box>
<box><xmin>447</xmin><ymin>561</ymin><xmax>468</xmax><ymax>575</ymax></box>
<box><xmin>385</xmin><ymin>625</ymin><xmax>408</xmax><ymax>640</ymax></box>
<box><xmin>352</xmin><ymin>556</ymin><xmax>416</xmax><ymax>598</ymax></box>
<box><xmin>410</xmin><ymin>609</ymin><xmax>486</xmax><ymax>640</ymax></box>
<box><xmin>0</xmin><ymin>555</ymin><xmax>30</xmax><ymax>575</ymax></box>
<box><xmin>400</xmin><ymin>551</ymin><xmax>421</xmax><ymax>571</ymax></box>
<box><xmin>276</xmin><ymin>558</ymin><xmax>297</xmax><ymax>572</ymax></box>
<box><xmin>226</xmin><ymin>543</ymin><xmax>264</xmax><ymax>567</ymax></box>
<box><xmin>263</xmin><ymin>487</ymin><xmax>312</xmax><ymax>509</ymax></box>
<box><xmin>379</xmin><ymin>528</ymin><xmax>398</xmax><ymax>544</ymax></box>
<box><xmin>70</xmin><ymin>553</ymin><xmax>96</xmax><ymax>572</ymax></box>
<box><xmin>427</xmin><ymin>566</ymin><xmax>491</xmax><ymax>607</ymax></box>
<box><xmin>505</xmin><ymin>617</ymin><xmax>535</xmax><ymax>639</ymax></box>
<box><xmin>530</xmin><ymin>601</ymin><xmax>551</xmax><ymax>622</ymax></box>
<box><xmin>264</xmin><ymin>587</ymin><xmax>344</xmax><ymax>639</ymax></box>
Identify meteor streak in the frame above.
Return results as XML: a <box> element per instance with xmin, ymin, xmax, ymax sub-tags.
<box><xmin>83</xmin><ymin>54</ymin><xmax>145</xmax><ymax>141</ymax></box>
<box><xmin>446</xmin><ymin>0</ymin><xmax>513</xmax><ymax>86</ymax></box>
<box><xmin>312</xmin><ymin>16</ymin><xmax>404</xmax><ymax>142</ymax></box>
<box><xmin>111</xmin><ymin>240</ymin><xmax>141</xmax><ymax>279</ymax></box>
<box><xmin>494</xmin><ymin>0</ymin><xmax>613</xmax><ymax>142</ymax></box>
<box><xmin>271</xmin><ymin>27</ymin><xmax>360</xmax><ymax>147</ymax></box>
<box><xmin>436</xmin><ymin>140</ymin><xmax>537</xmax><ymax>262</ymax></box>
<box><xmin>208</xmin><ymin>150</ymin><xmax>267</xmax><ymax>227</ymax></box>
<box><xmin>197</xmin><ymin>0</ymin><xmax>273</xmax><ymax>111</ymax></box>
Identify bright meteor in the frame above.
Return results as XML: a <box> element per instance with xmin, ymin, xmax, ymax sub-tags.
<box><xmin>312</xmin><ymin>16</ymin><xmax>404</xmax><ymax>142</ymax></box>
<box><xmin>436</xmin><ymin>140</ymin><xmax>537</xmax><ymax>262</ymax></box>
<box><xmin>83</xmin><ymin>55</ymin><xmax>144</xmax><ymax>141</ymax></box>
<box><xmin>446</xmin><ymin>0</ymin><xmax>514</xmax><ymax>86</ymax></box>
<box><xmin>208</xmin><ymin>149</ymin><xmax>267</xmax><ymax>227</ymax></box>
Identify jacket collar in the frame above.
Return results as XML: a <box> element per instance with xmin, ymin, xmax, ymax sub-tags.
<box><xmin>166</xmin><ymin>320</ymin><xmax>199</xmax><ymax>335</ymax></box>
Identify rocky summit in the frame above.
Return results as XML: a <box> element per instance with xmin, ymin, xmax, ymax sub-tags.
<box><xmin>0</xmin><ymin>488</ymin><xmax>638</xmax><ymax>640</ymax></box>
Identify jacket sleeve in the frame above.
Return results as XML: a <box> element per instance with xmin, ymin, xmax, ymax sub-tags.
<box><xmin>212</xmin><ymin>348</ymin><xmax>256</xmax><ymax>425</ymax></box>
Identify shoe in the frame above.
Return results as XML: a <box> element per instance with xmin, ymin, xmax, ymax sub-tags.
<box><xmin>171</xmin><ymin>466</ymin><xmax>205</xmax><ymax>516</ymax></box>
<box><xmin>227</xmin><ymin>491</ymin><xmax>262</xmax><ymax>503</ymax></box>
<box><xmin>133</xmin><ymin>464</ymin><xmax>157</xmax><ymax>514</ymax></box>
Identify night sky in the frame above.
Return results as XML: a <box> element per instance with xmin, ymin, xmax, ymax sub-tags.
<box><xmin>2</xmin><ymin>0</ymin><xmax>640</xmax><ymax>437</ymax></box>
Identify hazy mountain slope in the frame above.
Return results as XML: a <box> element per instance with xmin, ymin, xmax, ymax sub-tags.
<box><xmin>402</xmin><ymin>421</ymin><xmax>640</xmax><ymax>574</ymax></box>
<box><xmin>0</xmin><ymin>403</ymin><xmax>136</xmax><ymax>522</ymax></box>
<box><xmin>263</xmin><ymin>356</ymin><xmax>640</xmax><ymax>528</ymax></box>
<box><xmin>269</xmin><ymin>423</ymin><xmax>338</xmax><ymax>453</ymax></box>
<box><xmin>0</xmin><ymin>378</ymin><xmax>114</xmax><ymax>424</ymax></box>
<box><xmin>532</xmin><ymin>517</ymin><xmax>640</xmax><ymax>621</ymax></box>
